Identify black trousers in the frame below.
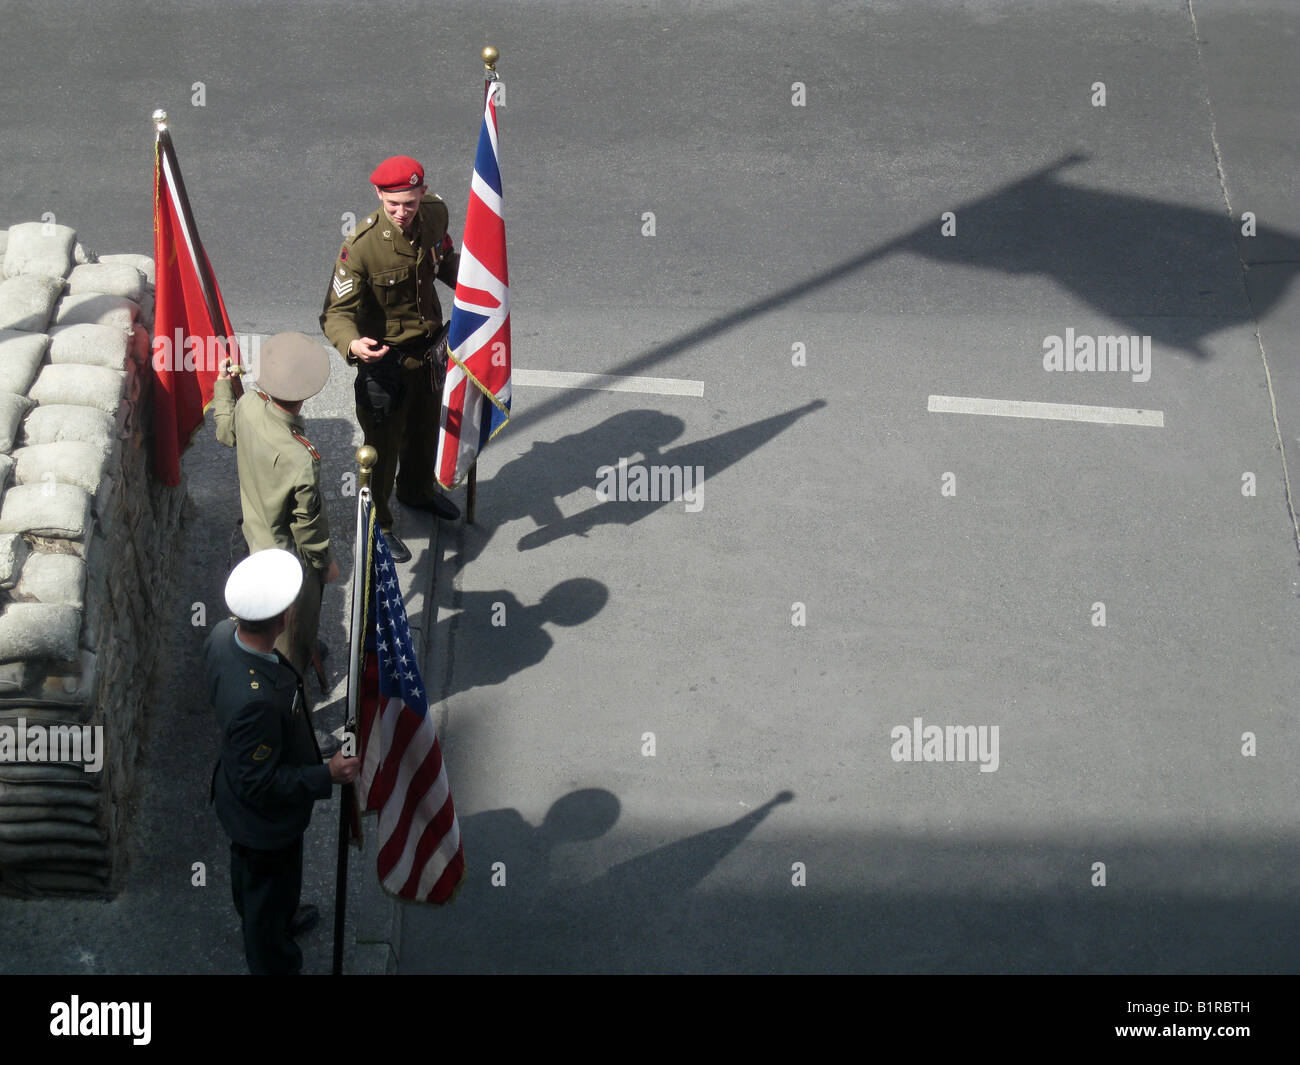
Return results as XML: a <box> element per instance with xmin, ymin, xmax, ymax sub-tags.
<box><xmin>354</xmin><ymin>340</ymin><xmax>445</xmax><ymax>529</ymax></box>
<box><xmin>230</xmin><ymin>839</ymin><xmax>303</xmax><ymax>975</ymax></box>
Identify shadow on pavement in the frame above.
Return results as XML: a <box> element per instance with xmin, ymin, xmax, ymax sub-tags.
<box><xmin>403</xmin><ymin>786</ymin><xmax>803</xmax><ymax>973</ymax></box>
<box><xmin>455</xmin><ymin>400</ymin><xmax>826</xmax><ymax>565</ymax></box>
<box><xmin>436</xmin><ymin>578</ymin><xmax>608</xmax><ymax>701</ymax></box>
<box><xmin>402</xmin><ymin>795</ymin><xmax>1300</xmax><ymax>974</ymax></box>
<box><xmin>509</xmin><ymin>153</ymin><xmax>1299</xmax><ymax>440</ymax></box>
<box><xmin>517</xmin><ymin>400</ymin><xmax>826</xmax><ymax>552</ymax></box>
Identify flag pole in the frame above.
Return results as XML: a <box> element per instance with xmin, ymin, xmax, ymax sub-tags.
<box><xmin>465</xmin><ymin>45</ymin><xmax>500</xmax><ymax>526</ymax></box>
<box><xmin>332</xmin><ymin>444</ymin><xmax>377</xmax><ymax>976</ymax></box>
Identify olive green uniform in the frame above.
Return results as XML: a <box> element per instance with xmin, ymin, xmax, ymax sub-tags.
<box><xmin>319</xmin><ymin>195</ymin><xmax>460</xmax><ymax>529</ymax></box>
<box><xmin>213</xmin><ymin>380</ymin><xmax>331</xmax><ymax>677</ymax></box>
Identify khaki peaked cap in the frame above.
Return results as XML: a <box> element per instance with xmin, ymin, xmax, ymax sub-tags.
<box><xmin>254</xmin><ymin>331</ymin><xmax>331</xmax><ymax>402</ymax></box>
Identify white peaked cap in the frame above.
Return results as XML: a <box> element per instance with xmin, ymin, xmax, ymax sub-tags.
<box><xmin>224</xmin><ymin>549</ymin><xmax>303</xmax><ymax>621</ymax></box>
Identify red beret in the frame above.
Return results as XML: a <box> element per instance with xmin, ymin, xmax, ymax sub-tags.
<box><xmin>370</xmin><ymin>156</ymin><xmax>425</xmax><ymax>191</ymax></box>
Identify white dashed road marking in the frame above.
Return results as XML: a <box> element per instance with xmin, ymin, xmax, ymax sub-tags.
<box><xmin>927</xmin><ymin>394</ymin><xmax>1164</xmax><ymax>427</ymax></box>
<box><xmin>514</xmin><ymin>369</ymin><xmax>704</xmax><ymax>397</ymax></box>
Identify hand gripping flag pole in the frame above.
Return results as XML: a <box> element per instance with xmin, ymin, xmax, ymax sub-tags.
<box><xmin>332</xmin><ymin>445</ymin><xmax>376</xmax><ymax>976</ymax></box>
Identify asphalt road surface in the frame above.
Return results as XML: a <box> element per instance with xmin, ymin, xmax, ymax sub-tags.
<box><xmin>0</xmin><ymin>0</ymin><xmax>1296</xmax><ymax>975</ymax></box>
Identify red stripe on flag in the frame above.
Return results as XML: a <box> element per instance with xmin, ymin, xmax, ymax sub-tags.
<box><xmin>454</xmin><ymin>285</ymin><xmax>500</xmax><ymax>310</ymax></box>
<box><xmin>376</xmin><ymin>719</ymin><xmax>446</xmax><ymax>873</ymax></box>
<box><xmin>367</xmin><ymin>706</ymin><xmax>419</xmax><ymax>810</ymax></box>
<box><xmin>463</xmin><ymin>193</ymin><xmax>507</xmax><ymax>281</ymax></box>
<box><xmin>398</xmin><ymin>789</ymin><xmax>459</xmax><ymax>899</ymax></box>
<box><xmin>436</xmin><ymin>376</ymin><xmax>470</xmax><ymax>487</ymax></box>
<box><xmin>428</xmin><ymin>847</ymin><xmax>466</xmax><ymax>904</ymax></box>
<box><xmin>462</xmin><ymin>319</ymin><xmax>511</xmax><ymax>388</ymax></box>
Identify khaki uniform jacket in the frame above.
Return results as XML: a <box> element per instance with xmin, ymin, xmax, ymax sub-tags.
<box><xmin>319</xmin><ymin>194</ymin><xmax>460</xmax><ymax>363</ymax></box>
<box><xmin>212</xmin><ymin>378</ymin><xmax>331</xmax><ymax>573</ymax></box>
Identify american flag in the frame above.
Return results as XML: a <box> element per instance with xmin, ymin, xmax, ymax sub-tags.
<box><xmin>351</xmin><ymin>491</ymin><xmax>465</xmax><ymax>903</ymax></box>
<box><xmin>435</xmin><ymin>77</ymin><xmax>511</xmax><ymax>489</ymax></box>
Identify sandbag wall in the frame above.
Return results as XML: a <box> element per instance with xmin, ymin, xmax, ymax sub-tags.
<box><xmin>0</xmin><ymin>222</ymin><xmax>184</xmax><ymax>896</ymax></box>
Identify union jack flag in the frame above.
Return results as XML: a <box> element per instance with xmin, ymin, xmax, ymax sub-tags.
<box><xmin>435</xmin><ymin>78</ymin><xmax>511</xmax><ymax>489</ymax></box>
<box><xmin>350</xmin><ymin>490</ymin><xmax>465</xmax><ymax>903</ymax></box>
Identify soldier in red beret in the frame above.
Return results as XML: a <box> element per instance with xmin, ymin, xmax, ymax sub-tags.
<box><xmin>320</xmin><ymin>155</ymin><xmax>461</xmax><ymax>563</ymax></box>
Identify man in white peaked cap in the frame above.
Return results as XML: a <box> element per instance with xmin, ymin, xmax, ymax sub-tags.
<box><xmin>204</xmin><ymin>548</ymin><xmax>359</xmax><ymax>974</ymax></box>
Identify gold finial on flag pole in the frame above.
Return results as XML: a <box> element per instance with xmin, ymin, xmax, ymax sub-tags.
<box><xmin>152</xmin><ymin>108</ymin><xmax>168</xmax><ymax>132</ymax></box>
<box><xmin>357</xmin><ymin>445</ymin><xmax>378</xmax><ymax>494</ymax></box>
<box><xmin>482</xmin><ymin>45</ymin><xmax>499</xmax><ymax>80</ymax></box>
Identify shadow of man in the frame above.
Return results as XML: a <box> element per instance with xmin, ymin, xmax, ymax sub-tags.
<box><xmin>890</xmin><ymin>151</ymin><xmax>1300</xmax><ymax>360</ymax></box>
<box><xmin>426</xmin><ymin>788</ymin><xmax>621</xmax><ymax>970</ymax></box>
<box><xmin>407</xmin><ymin>788</ymin><xmax>796</xmax><ymax>971</ymax></box>
<box><xmin>450</xmin><ymin>410</ymin><xmax>686</xmax><ymax>566</ymax></box>
<box><xmin>517</xmin><ymin>400</ymin><xmax>827</xmax><ymax>551</ymax></box>
<box><xmin>507</xmin><ymin>154</ymin><xmax>1299</xmax><ymax>448</ymax></box>
<box><xmin>440</xmin><ymin>577</ymin><xmax>609</xmax><ymax>700</ymax></box>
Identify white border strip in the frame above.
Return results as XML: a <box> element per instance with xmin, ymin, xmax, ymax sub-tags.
<box><xmin>514</xmin><ymin>368</ymin><xmax>704</xmax><ymax>398</ymax></box>
<box><xmin>927</xmin><ymin>394</ymin><xmax>1164</xmax><ymax>428</ymax></box>
<box><xmin>160</xmin><ymin>148</ymin><xmax>203</xmax><ymax>292</ymax></box>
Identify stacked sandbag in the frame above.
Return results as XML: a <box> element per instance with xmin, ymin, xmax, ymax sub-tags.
<box><xmin>0</xmin><ymin>222</ymin><xmax>184</xmax><ymax>897</ymax></box>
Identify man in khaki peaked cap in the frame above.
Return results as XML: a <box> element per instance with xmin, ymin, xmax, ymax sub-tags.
<box><xmin>213</xmin><ymin>332</ymin><xmax>338</xmax><ymax>681</ymax></box>
<box><xmin>205</xmin><ymin>548</ymin><xmax>359</xmax><ymax>974</ymax></box>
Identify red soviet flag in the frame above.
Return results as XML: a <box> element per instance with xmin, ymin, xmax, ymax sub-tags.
<box><xmin>151</xmin><ymin>122</ymin><xmax>241</xmax><ymax>486</ymax></box>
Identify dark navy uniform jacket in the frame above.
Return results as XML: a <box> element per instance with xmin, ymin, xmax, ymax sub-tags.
<box><xmin>204</xmin><ymin>618</ymin><xmax>331</xmax><ymax>849</ymax></box>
